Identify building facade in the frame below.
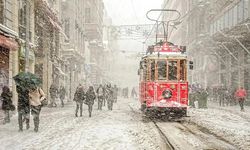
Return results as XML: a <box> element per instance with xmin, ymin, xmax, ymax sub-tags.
<box><xmin>34</xmin><ymin>0</ymin><xmax>61</xmax><ymax>97</ymax></box>
<box><xmin>84</xmin><ymin>0</ymin><xmax>105</xmax><ymax>86</ymax></box>
<box><xmin>60</xmin><ymin>0</ymin><xmax>86</xmax><ymax>100</ymax></box>
<box><xmin>162</xmin><ymin>0</ymin><xmax>250</xmax><ymax>97</ymax></box>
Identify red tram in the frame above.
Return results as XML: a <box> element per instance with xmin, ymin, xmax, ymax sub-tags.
<box><xmin>138</xmin><ymin>42</ymin><xmax>188</xmax><ymax>117</ymax></box>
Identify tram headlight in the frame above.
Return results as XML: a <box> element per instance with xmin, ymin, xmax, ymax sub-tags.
<box><xmin>162</xmin><ymin>89</ymin><xmax>172</xmax><ymax>99</ymax></box>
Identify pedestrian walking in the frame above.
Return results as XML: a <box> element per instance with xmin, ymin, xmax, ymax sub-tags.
<box><xmin>73</xmin><ymin>84</ymin><xmax>85</xmax><ymax>117</ymax></box>
<box><xmin>49</xmin><ymin>82</ymin><xmax>58</xmax><ymax>107</ymax></box>
<box><xmin>131</xmin><ymin>87</ymin><xmax>137</xmax><ymax>99</ymax></box>
<box><xmin>234</xmin><ymin>87</ymin><xmax>247</xmax><ymax>111</ymax></box>
<box><xmin>113</xmin><ymin>85</ymin><xmax>118</xmax><ymax>103</ymax></box>
<box><xmin>96</xmin><ymin>84</ymin><xmax>104</xmax><ymax>110</ymax></box>
<box><xmin>59</xmin><ymin>86</ymin><xmax>66</xmax><ymax>107</ymax></box>
<box><xmin>1</xmin><ymin>86</ymin><xmax>15</xmax><ymax>124</ymax></box>
<box><xmin>103</xmin><ymin>84</ymin><xmax>108</xmax><ymax>106</ymax></box>
<box><xmin>85</xmin><ymin>86</ymin><xmax>96</xmax><ymax>117</ymax></box>
<box><xmin>28</xmin><ymin>86</ymin><xmax>47</xmax><ymax>132</ymax></box>
<box><xmin>106</xmin><ymin>84</ymin><xmax>114</xmax><ymax>110</ymax></box>
<box><xmin>16</xmin><ymin>85</ymin><xmax>30</xmax><ymax>131</ymax></box>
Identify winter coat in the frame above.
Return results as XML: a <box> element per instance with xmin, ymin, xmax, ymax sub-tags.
<box><xmin>49</xmin><ymin>84</ymin><xmax>58</xmax><ymax>99</ymax></box>
<box><xmin>73</xmin><ymin>87</ymin><xmax>85</xmax><ymax>103</ymax></box>
<box><xmin>235</xmin><ymin>89</ymin><xmax>247</xmax><ymax>100</ymax></box>
<box><xmin>16</xmin><ymin>85</ymin><xmax>30</xmax><ymax>112</ymax></box>
<box><xmin>96</xmin><ymin>87</ymin><xmax>104</xmax><ymax>97</ymax></box>
<box><xmin>106</xmin><ymin>88</ymin><xmax>114</xmax><ymax>102</ymax></box>
<box><xmin>85</xmin><ymin>88</ymin><xmax>96</xmax><ymax>105</ymax></box>
<box><xmin>1</xmin><ymin>89</ymin><xmax>12</xmax><ymax>110</ymax></box>
<box><xmin>29</xmin><ymin>88</ymin><xmax>46</xmax><ymax>107</ymax></box>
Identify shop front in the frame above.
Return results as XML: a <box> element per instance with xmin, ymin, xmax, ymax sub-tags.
<box><xmin>0</xmin><ymin>34</ymin><xmax>18</xmax><ymax>94</ymax></box>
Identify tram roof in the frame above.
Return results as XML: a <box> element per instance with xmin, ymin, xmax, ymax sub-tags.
<box><xmin>142</xmin><ymin>51</ymin><xmax>188</xmax><ymax>59</ymax></box>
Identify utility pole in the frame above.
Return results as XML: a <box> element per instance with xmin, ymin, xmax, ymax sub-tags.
<box><xmin>25</xmin><ymin>1</ymin><xmax>30</xmax><ymax>72</ymax></box>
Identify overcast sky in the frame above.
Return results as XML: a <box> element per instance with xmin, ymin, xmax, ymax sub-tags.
<box><xmin>103</xmin><ymin>0</ymin><xmax>163</xmax><ymax>25</ymax></box>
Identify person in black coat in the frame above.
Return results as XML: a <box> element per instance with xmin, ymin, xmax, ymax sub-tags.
<box><xmin>59</xmin><ymin>86</ymin><xmax>66</xmax><ymax>107</ymax></box>
<box><xmin>16</xmin><ymin>85</ymin><xmax>30</xmax><ymax>131</ymax></box>
<box><xmin>49</xmin><ymin>83</ymin><xmax>58</xmax><ymax>107</ymax></box>
<box><xmin>85</xmin><ymin>86</ymin><xmax>96</xmax><ymax>117</ymax></box>
<box><xmin>106</xmin><ymin>85</ymin><xmax>114</xmax><ymax>111</ymax></box>
<box><xmin>73</xmin><ymin>84</ymin><xmax>85</xmax><ymax>117</ymax></box>
<box><xmin>1</xmin><ymin>86</ymin><xmax>13</xmax><ymax>124</ymax></box>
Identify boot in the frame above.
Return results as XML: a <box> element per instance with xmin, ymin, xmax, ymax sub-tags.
<box><xmin>26</xmin><ymin>119</ymin><xmax>30</xmax><ymax>130</ymax></box>
<box><xmin>34</xmin><ymin>127</ymin><xmax>38</xmax><ymax>132</ymax></box>
<box><xmin>19</xmin><ymin>128</ymin><xmax>23</xmax><ymax>132</ymax></box>
<box><xmin>34</xmin><ymin>117</ymin><xmax>39</xmax><ymax>132</ymax></box>
<box><xmin>75</xmin><ymin>114</ymin><xmax>78</xmax><ymax>117</ymax></box>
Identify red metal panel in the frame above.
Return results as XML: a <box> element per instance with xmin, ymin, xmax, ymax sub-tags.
<box><xmin>139</xmin><ymin>81</ymin><xmax>188</xmax><ymax>108</ymax></box>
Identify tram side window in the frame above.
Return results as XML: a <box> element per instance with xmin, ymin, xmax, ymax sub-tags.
<box><xmin>151</xmin><ymin>60</ymin><xmax>155</xmax><ymax>81</ymax></box>
<box><xmin>157</xmin><ymin>60</ymin><xmax>167</xmax><ymax>80</ymax></box>
<box><xmin>180</xmin><ymin>60</ymin><xmax>186</xmax><ymax>81</ymax></box>
<box><xmin>168</xmin><ymin>61</ymin><xmax>177</xmax><ymax>80</ymax></box>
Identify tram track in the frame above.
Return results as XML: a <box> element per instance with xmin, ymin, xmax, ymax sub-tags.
<box><xmin>128</xmin><ymin>103</ymin><xmax>238</xmax><ymax>150</ymax></box>
<box><xmin>128</xmin><ymin>104</ymin><xmax>176</xmax><ymax>150</ymax></box>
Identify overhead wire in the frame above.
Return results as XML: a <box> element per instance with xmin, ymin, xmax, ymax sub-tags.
<box><xmin>130</xmin><ymin>0</ymin><xmax>140</xmax><ymax>24</ymax></box>
<box><xmin>143</xmin><ymin>0</ymin><xmax>170</xmax><ymax>44</ymax></box>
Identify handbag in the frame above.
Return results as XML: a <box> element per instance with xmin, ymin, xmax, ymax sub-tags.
<box><xmin>39</xmin><ymin>88</ymin><xmax>48</xmax><ymax>106</ymax></box>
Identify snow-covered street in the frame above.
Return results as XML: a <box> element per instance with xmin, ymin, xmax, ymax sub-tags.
<box><xmin>188</xmin><ymin>102</ymin><xmax>250</xmax><ymax>150</ymax></box>
<box><xmin>0</xmin><ymin>98</ymin><xmax>165</xmax><ymax>150</ymax></box>
<box><xmin>1</xmin><ymin>98</ymin><xmax>250</xmax><ymax>150</ymax></box>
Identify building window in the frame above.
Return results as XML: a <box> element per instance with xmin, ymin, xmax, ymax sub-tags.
<box><xmin>18</xmin><ymin>0</ymin><xmax>31</xmax><ymax>40</ymax></box>
<box><xmin>237</xmin><ymin>0</ymin><xmax>244</xmax><ymax>23</ymax></box>
<box><xmin>0</xmin><ymin>0</ymin><xmax>14</xmax><ymax>29</ymax></box>
<box><xmin>228</xmin><ymin>8</ymin><xmax>233</xmax><ymax>28</ymax></box>
<box><xmin>233</xmin><ymin>5</ymin><xmax>238</xmax><ymax>26</ymax></box>
<box><xmin>243</xmin><ymin>0</ymin><xmax>248</xmax><ymax>20</ymax></box>
<box><xmin>85</xmin><ymin>8</ymin><xmax>91</xmax><ymax>23</ymax></box>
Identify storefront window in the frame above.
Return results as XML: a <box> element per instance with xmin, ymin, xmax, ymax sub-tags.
<box><xmin>157</xmin><ymin>60</ymin><xmax>167</xmax><ymax>80</ymax></box>
<box><xmin>168</xmin><ymin>61</ymin><xmax>177</xmax><ymax>81</ymax></box>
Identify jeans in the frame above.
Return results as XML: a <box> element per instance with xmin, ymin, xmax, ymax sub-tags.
<box><xmin>239</xmin><ymin>98</ymin><xmax>245</xmax><ymax>111</ymax></box>
<box><xmin>88</xmin><ymin>104</ymin><xmax>93</xmax><ymax>117</ymax></box>
<box><xmin>18</xmin><ymin>109</ymin><xmax>30</xmax><ymax>131</ymax></box>
<box><xmin>31</xmin><ymin>105</ymin><xmax>42</xmax><ymax>132</ymax></box>
<box><xmin>98</xmin><ymin>96</ymin><xmax>103</xmax><ymax>110</ymax></box>
<box><xmin>75</xmin><ymin>102</ymin><xmax>83</xmax><ymax>117</ymax></box>
<box><xmin>3</xmin><ymin>110</ymin><xmax>10</xmax><ymax>124</ymax></box>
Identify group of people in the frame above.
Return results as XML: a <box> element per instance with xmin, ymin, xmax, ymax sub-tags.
<box><xmin>49</xmin><ymin>83</ymin><xmax>66</xmax><ymax>108</ymax></box>
<box><xmin>0</xmin><ymin>84</ymin><xmax>47</xmax><ymax>132</ymax></box>
<box><xmin>73</xmin><ymin>84</ymin><xmax>118</xmax><ymax>118</ymax></box>
<box><xmin>208</xmin><ymin>86</ymin><xmax>247</xmax><ymax>111</ymax></box>
<box><xmin>190</xmin><ymin>84</ymin><xmax>248</xmax><ymax>111</ymax></box>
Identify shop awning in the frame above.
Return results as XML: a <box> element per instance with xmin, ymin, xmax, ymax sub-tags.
<box><xmin>0</xmin><ymin>34</ymin><xmax>18</xmax><ymax>50</ymax></box>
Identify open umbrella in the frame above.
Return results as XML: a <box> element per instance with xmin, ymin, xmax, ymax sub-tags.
<box><xmin>13</xmin><ymin>72</ymin><xmax>42</xmax><ymax>89</ymax></box>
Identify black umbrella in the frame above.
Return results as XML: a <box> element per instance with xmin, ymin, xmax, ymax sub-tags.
<box><xmin>13</xmin><ymin>72</ymin><xmax>42</xmax><ymax>89</ymax></box>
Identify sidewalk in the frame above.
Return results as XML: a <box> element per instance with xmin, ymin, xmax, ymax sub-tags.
<box><xmin>207</xmin><ymin>101</ymin><xmax>250</xmax><ymax>120</ymax></box>
<box><xmin>188</xmin><ymin>101</ymin><xmax>250</xmax><ymax>149</ymax></box>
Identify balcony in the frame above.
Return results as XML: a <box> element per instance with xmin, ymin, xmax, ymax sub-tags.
<box><xmin>85</xmin><ymin>23</ymin><xmax>102</xmax><ymax>40</ymax></box>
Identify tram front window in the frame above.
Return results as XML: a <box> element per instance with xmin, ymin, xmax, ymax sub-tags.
<box><xmin>157</xmin><ymin>60</ymin><xmax>167</xmax><ymax>80</ymax></box>
<box><xmin>168</xmin><ymin>61</ymin><xmax>177</xmax><ymax>80</ymax></box>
